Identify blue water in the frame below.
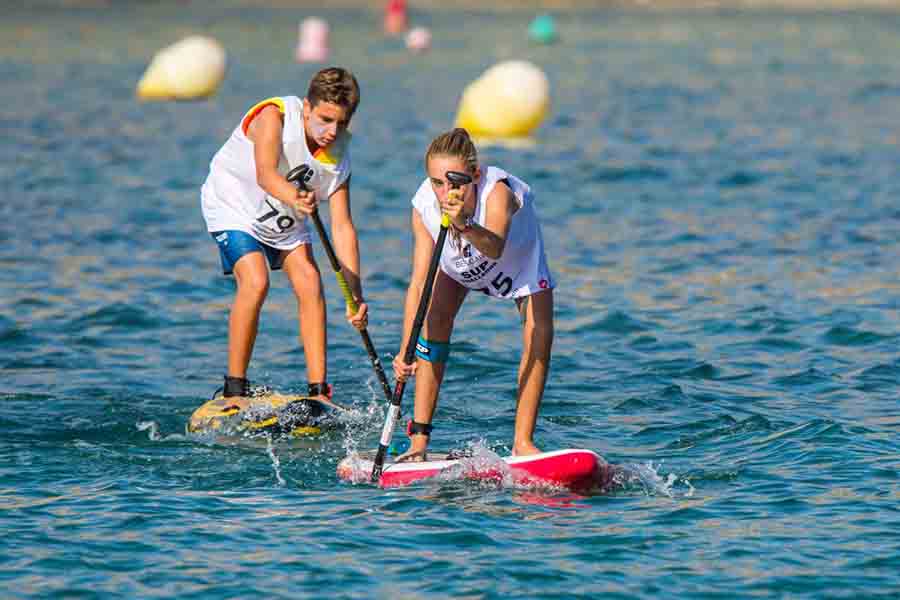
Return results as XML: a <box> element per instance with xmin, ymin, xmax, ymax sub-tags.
<box><xmin>3</xmin><ymin>3</ymin><xmax>900</xmax><ymax>598</ymax></box>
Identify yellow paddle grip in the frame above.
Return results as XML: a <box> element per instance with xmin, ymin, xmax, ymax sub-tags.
<box><xmin>335</xmin><ymin>271</ymin><xmax>359</xmax><ymax>314</ymax></box>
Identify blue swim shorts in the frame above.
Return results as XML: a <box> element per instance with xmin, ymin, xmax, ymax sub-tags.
<box><xmin>211</xmin><ymin>230</ymin><xmax>285</xmax><ymax>275</ymax></box>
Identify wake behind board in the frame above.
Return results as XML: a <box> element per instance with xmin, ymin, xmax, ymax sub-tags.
<box><xmin>188</xmin><ymin>392</ymin><xmax>345</xmax><ymax>437</ymax></box>
<box><xmin>337</xmin><ymin>448</ymin><xmax>612</xmax><ymax>491</ymax></box>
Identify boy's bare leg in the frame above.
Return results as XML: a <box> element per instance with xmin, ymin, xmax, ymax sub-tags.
<box><xmin>513</xmin><ymin>289</ymin><xmax>553</xmax><ymax>456</ymax></box>
<box><xmin>282</xmin><ymin>244</ymin><xmax>327</xmax><ymax>387</ymax></box>
<box><xmin>228</xmin><ymin>252</ymin><xmax>270</xmax><ymax>379</ymax></box>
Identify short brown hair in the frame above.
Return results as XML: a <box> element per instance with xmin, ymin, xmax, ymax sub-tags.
<box><xmin>307</xmin><ymin>67</ymin><xmax>361</xmax><ymax>118</ymax></box>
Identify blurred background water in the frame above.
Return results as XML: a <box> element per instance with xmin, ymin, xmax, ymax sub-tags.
<box><xmin>2</xmin><ymin>2</ymin><xmax>899</xmax><ymax>598</ymax></box>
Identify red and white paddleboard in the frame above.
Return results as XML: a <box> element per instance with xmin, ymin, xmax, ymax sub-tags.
<box><xmin>337</xmin><ymin>448</ymin><xmax>613</xmax><ymax>491</ymax></box>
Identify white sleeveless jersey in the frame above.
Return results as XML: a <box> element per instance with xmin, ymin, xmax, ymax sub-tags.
<box><xmin>411</xmin><ymin>166</ymin><xmax>555</xmax><ymax>299</ymax></box>
<box><xmin>201</xmin><ymin>95</ymin><xmax>351</xmax><ymax>249</ymax></box>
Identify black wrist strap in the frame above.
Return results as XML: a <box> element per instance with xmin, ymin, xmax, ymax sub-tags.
<box><xmin>406</xmin><ymin>420</ymin><xmax>433</xmax><ymax>437</ymax></box>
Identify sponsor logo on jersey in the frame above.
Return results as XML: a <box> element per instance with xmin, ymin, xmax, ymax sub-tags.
<box><xmin>459</xmin><ymin>260</ymin><xmax>497</xmax><ymax>282</ymax></box>
<box><xmin>454</xmin><ymin>243</ymin><xmax>480</xmax><ymax>269</ymax></box>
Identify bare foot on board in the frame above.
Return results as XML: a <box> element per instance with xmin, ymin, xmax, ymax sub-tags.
<box><xmin>512</xmin><ymin>441</ymin><xmax>542</xmax><ymax>457</ymax></box>
<box><xmin>395</xmin><ymin>448</ymin><xmax>427</xmax><ymax>463</ymax></box>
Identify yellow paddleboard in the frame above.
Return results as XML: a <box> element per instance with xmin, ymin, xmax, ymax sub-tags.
<box><xmin>187</xmin><ymin>392</ymin><xmax>345</xmax><ymax>437</ymax></box>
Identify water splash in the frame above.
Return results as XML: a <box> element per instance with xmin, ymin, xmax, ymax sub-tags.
<box><xmin>266</xmin><ymin>434</ymin><xmax>285</xmax><ymax>487</ymax></box>
<box><xmin>613</xmin><ymin>461</ymin><xmax>695</xmax><ymax>498</ymax></box>
<box><xmin>136</xmin><ymin>420</ymin><xmax>160</xmax><ymax>441</ymax></box>
<box><xmin>136</xmin><ymin>420</ymin><xmax>187</xmax><ymax>443</ymax></box>
<box><xmin>338</xmin><ymin>396</ymin><xmax>388</xmax><ymax>458</ymax></box>
<box><xmin>336</xmin><ymin>451</ymin><xmax>372</xmax><ymax>485</ymax></box>
<box><xmin>437</xmin><ymin>439</ymin><xmax>510</xmax><ymax>485</ymax></box>
<box><xmin>329</xmin><ymin>395</ymin><xmax>397</xmax><ymax>486</ymax></box>
<box><xmin>436</xmin><ymin>441</ymin><xmax>579</xmax><ymax>495</ymax></box>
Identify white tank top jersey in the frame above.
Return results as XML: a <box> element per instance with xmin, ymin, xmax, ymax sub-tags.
<box><xmin>410</xmin><ymin>166</ymin><xmax>555</xmax><ymax>299</ymax></box>
<box><xmin>201</xmin><ymin>95</ymin><xmax>351</xmax><ymax>249</ymax></box>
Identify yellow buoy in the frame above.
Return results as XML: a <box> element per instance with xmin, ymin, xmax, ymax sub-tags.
<box><xmin>455</xmin><ymin>60</ymin><xmax>550</xmax><ymax>139</ymax></box>
<box><xmin>136</xmin><ymin>35</ymin><xmax>226</xmax><ymax>101</ymax></box>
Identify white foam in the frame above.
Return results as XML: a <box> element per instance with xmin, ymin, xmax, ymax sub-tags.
<box><xmin>266</xmin><ymin>434</ymin><xmax>286</xmax><ymax>487</ymax></box>
<box><xmin>615</xmin><ymin>461</ymin><xmax>695</xmax><ymax>498</ymax></box>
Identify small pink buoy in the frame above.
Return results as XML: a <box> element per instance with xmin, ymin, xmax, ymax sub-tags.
<box><xmin>295</xmin><ymin>17</ymin><xmax>329</xmax><ymax>63</ymax></box>
<box><xmin>383</xmin><ymin>0</ymin><xmax>407</xmax><ymax>36</ymax></box>
<box><xmin>405</xmin><ymin>26</ymin><xmax>431</xmax><ymax>54</ymax></box>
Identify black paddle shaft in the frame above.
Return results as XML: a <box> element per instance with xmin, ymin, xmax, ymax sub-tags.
<box><xmin>285</xmin><ymin>166</ymin><xmax>393</xmax><ymax>404</ymax></box>
<box><xmin>371</xmin><ymin>170</ymin><xmax>473</xmax><ymax>480</ymax></box>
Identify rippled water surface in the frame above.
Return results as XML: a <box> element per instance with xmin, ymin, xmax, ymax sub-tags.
<box><xmin>2</xmin><ymin>3</ymin><xmax>900</xmax><ymax>598</ymax></box>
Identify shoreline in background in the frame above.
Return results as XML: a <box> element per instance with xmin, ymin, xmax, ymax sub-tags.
<box><xmin>218</xmin><ymin>0</ymin><xmax>900</xmax><ymax>11</ymax></box>
<box><xmin>24</xmin><ymin>0</ymin><xmax>900</xmax><ymax>11</ymax></box>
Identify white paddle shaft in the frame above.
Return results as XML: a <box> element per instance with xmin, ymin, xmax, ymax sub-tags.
<box><xmin>379</xmin><ymin>405</ymin><xmax>401</xmax><ymax>446</ymax></box>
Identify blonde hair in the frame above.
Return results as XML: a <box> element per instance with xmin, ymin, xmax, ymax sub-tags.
<box><xmin>424</xmin><ymin>128</ymin><xmax>478</xmax><ymax>174</ymax></box>
<box><xmin>425</xmin><ymin>128</ymin><xmax>478</xmax><ymax>247</ymax></box>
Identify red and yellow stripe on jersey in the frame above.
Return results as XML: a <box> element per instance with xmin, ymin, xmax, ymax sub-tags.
<box><xmin>241</xmin><ymin>97</ymin><xmax>286</xmax><ymax>134</ymax></box>
<box><xmin>312</xmin><ymin>132</ymin><xmax>350</xmax><ymax>166</ymax></box>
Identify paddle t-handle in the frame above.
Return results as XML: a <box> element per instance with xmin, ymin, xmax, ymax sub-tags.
<box><xmin>446</xmin><ymin>170</ymin><xmax>472</xmax><ymax>188</ymax></box>
<box><xmin>370</xmin><ymin>169</ymin><xmax>473</xmax><ymax>482</ymax></box>
<box><xmin>285</xmin><ymin>165</ymin><xmax>394</xmax><ymax>405</ymax></box>
<box><xmin>286</xmin><ymin>165</ymin><xmax>311</xmax><ymax>191</ymax></box>
<box><xmin>444</xmin><ymin>171</ymin><xmax>472</xmax><ymax>226</ymax></box>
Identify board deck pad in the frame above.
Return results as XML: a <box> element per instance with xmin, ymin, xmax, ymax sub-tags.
<box><xmin>337</xmin><ymin>448</ymin><xmax>612</xmax><ymax>491</ymax></box>
<box><xmin>188</xmin><ymin>392</ymin><xmax>342</xmax><ymax>437</ymax></box>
